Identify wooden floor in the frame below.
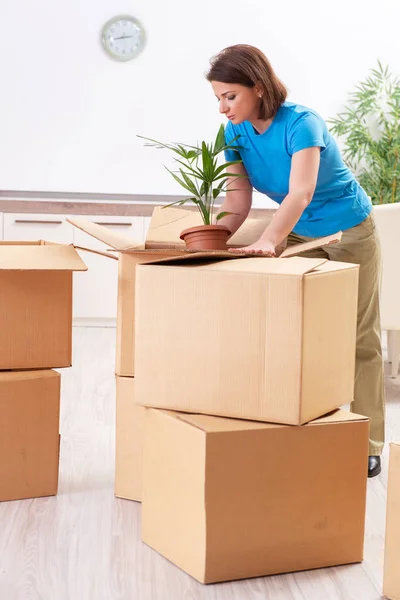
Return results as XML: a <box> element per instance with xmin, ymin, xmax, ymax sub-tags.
<box><xmin>0</xmin><ymin>328</ymin><xmax>399</xmax><ymax>600</ymax></box>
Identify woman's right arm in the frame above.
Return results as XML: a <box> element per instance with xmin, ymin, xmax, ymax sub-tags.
<box><xmin>216</xmin><ymin>162</ymin><xmax>252</xmax><ymax>237</ymax></box>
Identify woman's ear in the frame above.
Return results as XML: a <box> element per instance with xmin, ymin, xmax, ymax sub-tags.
<box><xmin>254</xmin><ymin>84</ymin><xmax>263</xmax><ymax>98</ymax></box>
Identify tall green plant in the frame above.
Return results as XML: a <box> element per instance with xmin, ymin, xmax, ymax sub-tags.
<box><xmin>328</xmin><ymin>62</ymin><xmax>400</xmax><ymax>204</ymax></box>
<box><xmin>138</xmin><ymin>125</ymin><xmax>245</xmax><ymax>225</ymax></box>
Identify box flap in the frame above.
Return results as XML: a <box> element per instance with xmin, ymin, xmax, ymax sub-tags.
<box><xmin>145</xmin><ymin>206</ymin><xmax>276</xmax><ymax>249</ymax></box>
<box><xmin>67</xmin><ymin>218</ymin><xmax>143</xmax><ymax>251</ymax></box>
<box><xmin>74</xmin><ymin>246</ymin><xmax>119</xmax><ymax>261</ymax></box>
<box><xmin>138</xmin><ymin>254</ymin><xmax>328</xmax><ymax>276</ymax></box>
<box><xmin>158</xmin><ymin>410</ymin><xmax>282</xmax><ymax>433</ymax></box>
<box><xmin>309</xmin><ymin>409</ymin><xmax>369</xmax><ymax>425</ymax></box>
<box><xmin>158</xmin><ymin>407</ymin><xmax>367</xmax><ymax>433</ymax></box>
<box><xmin>280</xmin><ymin>231</ymin><xmax>342</xmax><ymax>257</ymax></box>
<box><xmin>145</xmin><ymin>206</ymin><xmax>200</xmax><ymax>248</ymax></box>
<box><xmin>229</xmin><ymin>213</ymin><xmax>276</xmax><ymax>247</ymax></box>
<box><xmin>120</xmin><ymin>248</ymin><xmax>239</xmax><ymax>258</ymax></box>
<box><xmin>118</xmin><ymin>247</ymin><xmax>185</xmax><ymax>258</ymax></box>
<box><xmin>0</xmin><ymin>244</ymin><xmax>88</xmax><ymax>271</ymax></box>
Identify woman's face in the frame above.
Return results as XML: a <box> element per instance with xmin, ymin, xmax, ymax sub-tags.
<box><xmin>211</xmin><ymin>81</ymin><xmax>262</xmax><ymax>125</ymax></box>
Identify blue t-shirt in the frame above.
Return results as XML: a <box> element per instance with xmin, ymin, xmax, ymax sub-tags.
<box><xmin>224</xmin><ymin>102</ymin><xmax>372</xmax><ymax>237</ymax></box>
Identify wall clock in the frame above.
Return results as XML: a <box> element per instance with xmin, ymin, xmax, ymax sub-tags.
<box><xmin>101</xmin><ymin>15</ymin><xmax>146</xmax><ymax>62</ymax></box>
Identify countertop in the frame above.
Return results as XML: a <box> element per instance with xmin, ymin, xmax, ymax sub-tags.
<box><xmin>0</xmin><ymin>191</ymin><xmax>275</xmax><ymax>218</ymax></box>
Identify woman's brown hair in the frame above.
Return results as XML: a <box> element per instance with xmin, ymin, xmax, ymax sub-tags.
<box><xmin>206</xmin><ymin>44</ymin><xmax>287</xmax><ymax>120</ymax></box>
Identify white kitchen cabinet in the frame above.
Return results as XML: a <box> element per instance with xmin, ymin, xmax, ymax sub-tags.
<box><xmin>3</xmin><ymin>212</ymin><xmax>73</xmax><ymax>243</ymax></box>
<box><xmin>72</xmin><ymin>215</ymin><xmax>145</xmax><ymax>326</ymax></box>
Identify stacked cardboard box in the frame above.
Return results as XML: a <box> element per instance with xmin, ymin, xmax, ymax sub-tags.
<box><xmin>68</xmin><ymin>207</ymin><xmax>277</xmax><ymax>501</ymax></box>
<box><xmin>142</xmin><ymin>408</ymin><xmax>368</xmax><ymax>583</ymax></box>
<box><xmin>133</xmin><ymin>245</ymin><xmax>369</xmax><ymax>582</ymax></box>
<box><xmin>0</xmin><ymin>240</ymin><xmax>87</xmax><ymax>502</ymax></box>
<box><xmin>69</xmin><ymin>207</ymin><xmax>369</xmax><ymax>583</ymax></box>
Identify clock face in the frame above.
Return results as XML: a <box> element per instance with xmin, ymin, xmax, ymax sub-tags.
<box><xmin>102</xmin><ymin>16</ymin><xmax>146</xmax><ymax>61</ymax></box>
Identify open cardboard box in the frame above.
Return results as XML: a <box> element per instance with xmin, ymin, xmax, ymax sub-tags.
<box><xmin>0</xmin><ymin>241</ymin><xmax>87</xmax><ymax>370</ymax></box>
<box><xmin>68</xmin><ymin>206</ymin><xmax>343</xmax><ymax>378</ymax></box>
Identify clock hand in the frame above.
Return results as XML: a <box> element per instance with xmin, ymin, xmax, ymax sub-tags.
<box><xmin>113</xmin><ymin>35</ymin><xmax>134</xmax><ymax>40</ymax></box>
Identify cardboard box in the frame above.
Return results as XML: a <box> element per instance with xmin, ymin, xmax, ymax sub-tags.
<box><xmin>134</xmin><ymin>255</ymin><xmax>359</xmax><ymax>425</ymax></box>
<box><xmin>115</xmin><ymin>376</ymin><xmax>144</xmax><ymax>501</ymax></box>
<box><xmin>68</xmin><ymin>208</ymin><xmax>342</xmax><ymax>378</ymax></box>
<box><xmin>383</xmin><ymin>443</ymin><xmax>400</xmax><ymax>600</ymax></box>
<box><xmin>0</xmin><ymin>241</ymin><xmax>87</xmax><ymax>370</ymax></box>
<box><xmin>142</xmin><ymin>408</ymin><xmax>369</xmax><ymax>584</ymax></box>
<box><xmin>0</xmin><ymin>370</ymin><xmax>61</xmax><ymax>502</ymax></box>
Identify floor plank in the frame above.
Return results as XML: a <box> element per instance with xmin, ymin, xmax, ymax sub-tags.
<box><xmin>0</xmin><ymin>327</ymin><xmax>398</xmax><ymax>600</ymax></box>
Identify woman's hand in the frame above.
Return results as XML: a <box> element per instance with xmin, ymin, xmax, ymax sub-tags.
<box><xmin>228</xmin><ymin>239</ymin><xmax>276</xmax><ymax>256</ymax></box>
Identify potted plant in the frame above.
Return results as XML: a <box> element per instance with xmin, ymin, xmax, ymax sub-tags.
<box><xmin>329</xmin><ymin>62</ymin><xmax>400</xmax><ymax>376</ymax></box>
<box><xmin>138</xmin><ymin>125</ymin><xmax>245</xmax><ymax>250</ymax></box>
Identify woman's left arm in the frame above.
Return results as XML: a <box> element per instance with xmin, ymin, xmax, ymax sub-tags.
<box><xmin>230</xmin><ymin>147</ymin><xmax>321</xmax><ymax>255</ymax></box>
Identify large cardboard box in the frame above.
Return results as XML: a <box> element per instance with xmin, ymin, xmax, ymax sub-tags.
<box><xmin>383</xmin><ymin>443</ymin><xmax>400</xmax><ymax>600</ymax></box>
<box><xmin>0</xmin><ymin>370</ymin><xmax>61</xmax><ymax>502</ymax></box>
<box><xmin>115</xmin><ymin>376</ymin><xmax>144</xmax><ymax>501</ymax></box>
<box><xmin>134</xmin><ymin>255</ymin><xmax>359</xmax><ymax>425</ymax></box>
<box><xmin>142</xmin><ymin>408</ymin><xmax>369</xmax><ymax>584</ymax></box>
<box><xmin>68</xmin><ymin>208</ymin><xmax>341</xmax><ymax>378</ymax></box>
<box><xmin>0</xmin><ymin>241</ymin><xmax>87</xmax><ymax>369</ymax></box>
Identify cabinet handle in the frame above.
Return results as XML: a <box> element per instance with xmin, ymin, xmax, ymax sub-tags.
<box><xmin>14</xmin><ymin>219</ymin><xmax>63</xmax><ymax>225</ymax></box>
<box><xmin>93</xmin><ymin>221</ymin><xmax>133</xmax><ymax>227</ymax></box>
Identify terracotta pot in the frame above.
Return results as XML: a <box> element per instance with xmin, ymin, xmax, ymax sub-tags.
<box><xmin>180</xmin><ymin>224</ymin><xmax>231</xmax><ymax>251</ymax></box>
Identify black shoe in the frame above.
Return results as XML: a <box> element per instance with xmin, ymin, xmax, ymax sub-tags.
<box><xmin>368</xmin><ymin>456</ymin><xmax>381</xmax><ymax>478</ymax></box>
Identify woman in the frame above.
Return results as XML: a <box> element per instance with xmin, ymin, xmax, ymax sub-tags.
<box><xmin>207</xmin><ymin>44</ymin><xmax>385</xmax><ymax>477</ymax></box>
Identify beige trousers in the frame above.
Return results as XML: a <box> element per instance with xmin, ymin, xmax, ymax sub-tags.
<box><xmin>287</xmin><ymin>214</ymin><xmax>385</xmax><ymax>455</ymax></box>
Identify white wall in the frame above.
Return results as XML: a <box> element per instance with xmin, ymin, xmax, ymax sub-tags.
<box><xmin>0</xmin><ymin>0</ymin><xmax>399</xmax><ymax>197</ymax></box>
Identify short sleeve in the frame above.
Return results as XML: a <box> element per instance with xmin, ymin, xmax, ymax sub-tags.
<box><xmin>224</xmin><ymin>122</ymin><xmax>241</xmax><ymax>162</ymax></box>
<box><xmin>287</xmin><ymin>111</ymin><xmax>327</xmax><ymax>155</ymax></box>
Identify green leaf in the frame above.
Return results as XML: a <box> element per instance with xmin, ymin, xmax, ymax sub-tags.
<box><xmin>173</xmin><ymin>158</ymin><xmax>204</xmax><ymax>179</ymax></box>
<box><xmin>162</xmin><ymin>198</ymin><xmax>196</xmax><ymax>209</ymax></box>
<box><xmin>201</xmin><ymin>141</ymin><xmax>213</xmax><ymax>182</ymax></box>
<box><xmin>212</xmin><ymin>182</ymin><xmax>224</xmax><ymax>201</ymax></box>
<box><xmin>213</xmin><ymin>172</ymin><xmax>248</xmax><ymax>183</ymax></box>
<box><xmin>179</xmin><ymin>169</ymin><xmax>199</xmax><ymax>196</ymax></box>
<box><xmin>165</xmin><ymin>167</ymin><xmax>199</xmax><ymax>196</ymax></box>
<box><xmin>216</xmin><ymin>211</ymin><xmax>238</xmax><ymax>221</ymax></box>
<box><xmin>213</xmin><ymin>124</ymin><xmax>226</xmax><ymax>155</ymax></box>
<box><xmin>195</xmin><ymin>195</ymin><xmax>211</xmax><ymax>225</ymax></box>
<box><xmin>213</xmin><ymin>160</ymin><xmax>243</xmax><ymax>178</ymax></box>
